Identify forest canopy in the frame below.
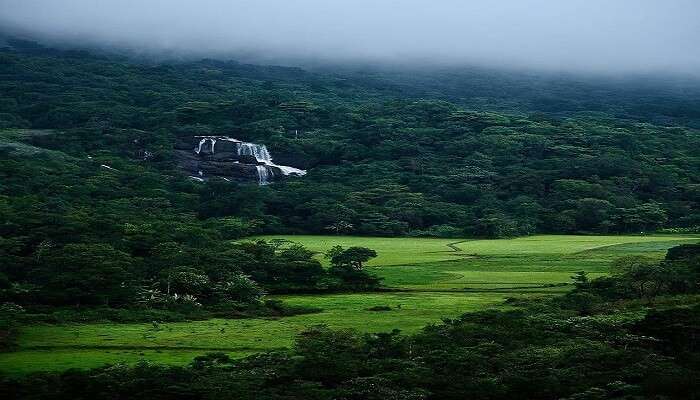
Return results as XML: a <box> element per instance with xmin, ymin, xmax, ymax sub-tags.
<box><xmin>1</xmin><ymin>40</ymin><xmax>698</xmax><ymax>241</ymax></box>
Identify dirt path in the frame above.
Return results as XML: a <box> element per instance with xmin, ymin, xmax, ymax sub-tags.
<box><xmin>445</xmin><ymin>240</ymin><xmax>473</xmax><ymax>252</ymax></box>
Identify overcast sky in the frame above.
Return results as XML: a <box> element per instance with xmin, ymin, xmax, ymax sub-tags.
<box><xmin>1</xmin><ymin>0</ymin><xmax>699</xmax><ymax>74</ymax></box>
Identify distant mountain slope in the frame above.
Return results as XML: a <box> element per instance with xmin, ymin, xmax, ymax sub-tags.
<box><xmin>0</xmin><ymin>42</ymin><xmax>698</xmax><ymax>240</ymax></box>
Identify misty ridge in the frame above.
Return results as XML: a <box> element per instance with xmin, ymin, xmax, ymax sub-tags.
<box><xmin>3</xmin><ymin>1</ymin><xmax>700</xmax><ymax>397</ymax></box>
<box><xmin>1</xmin><ymin>0</ymin><xmax>700</xmax><ymax>76</ymax></box>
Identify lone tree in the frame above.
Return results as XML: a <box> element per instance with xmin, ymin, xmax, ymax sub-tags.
<box><xmin>326</xmin><ymin>246</ymin><xmax>378</xmax><ymax>270</ymax></box>
<box><xmin>571</xmin><ymin>270</ymin><xmax>590</xmax><ymax>290</ymax></box>
<box><xmin>325</xmin><ymin>245</ymin><xmax>381</xmax><ymax>290</ymax></box>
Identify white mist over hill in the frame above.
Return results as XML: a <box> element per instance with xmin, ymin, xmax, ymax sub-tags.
<box><xmin>1</xmin><ymin>0</ymin><xmax>699</xmax><ymax>74</ymax></box>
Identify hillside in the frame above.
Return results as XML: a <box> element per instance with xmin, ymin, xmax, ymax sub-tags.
<box><xmin>2</xmin><ymin>2</ymin><xmax>700</xmax><ymax>398</ymax></box>
<box><xmin>1</xmin><ymin>42</ymin><xmax>699</xmax><ymax>241</ymax></box>
<box><xmin>0</xmin><ymin>32</ymin><xmax>699</xmax><ymax>400</ymax></box>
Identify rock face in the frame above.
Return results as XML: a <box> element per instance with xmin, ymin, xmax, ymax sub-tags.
<box><xmin>176</xmin><ymin>136</ymin><xmax>306</xmax><ymax>185</ymax></box>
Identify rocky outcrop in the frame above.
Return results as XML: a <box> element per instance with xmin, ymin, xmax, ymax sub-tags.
<box><xmin>177</xmin><ymin>136</ymin><xmax>306</xmax><ymax>185</ymax></box>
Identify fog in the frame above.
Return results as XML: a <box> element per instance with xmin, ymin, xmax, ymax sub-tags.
<box><xmin>1</xmin><ymin>0</ymin><xmax>699</xmax><ymax>74</ymax></box>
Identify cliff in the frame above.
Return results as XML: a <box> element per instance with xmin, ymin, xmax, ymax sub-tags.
<box><xmin>175</xmin><ymin>136</ymin><xmax>306</xmax><ymax>184</ymax></box>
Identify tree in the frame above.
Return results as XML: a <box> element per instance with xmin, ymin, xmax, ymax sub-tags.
<box><xmin>294</xmin><ymin>326</ymin><xmax>365</xmax><ymax>384</ymax></box>
<box><xmin>665</xmin><ymin>244</ymin><xmax>700</xmax><ymax>262</ymax></box>
<box><xmin>327</xmin><ymin>246</ymin><xmax>378</xmax><ymax>270</ymax></box>
<box><xmin>162</xmin><ymin>267</ymin><xmax>210</xmax><ymax>297</ymax></box>
<box><xmin>325</xmin><ymin>246</ymin><xmax>381</xmax><ymax>290</ymax></box>
<box><xmin>34</xmin><ymin>243</ymin><xmax>136</xmax><ymax>306</ymax></box>
<box><xmin>612</xmin><ymin>256</ymin><xmax>668</xmax><ymax>301</ymax></box>
<box><xmin>325</xmin><ymin>245</ymin><xmax>345</xmax><ymax>263</ymax></box>
<box><xmin>473</xmin><ymin>214</ymin><xmax>521</xmax><ymax>238</ymax></box>
<box><xmin>205</xmin><ymin>216</ymin><xmax>259</xmax><ymax>240</ymax></box>
<box><xmin>662</xmin><ymin>244</ymin><xmax>700</xmax><ymax>293</ymax></box>
<box><xmin>616</xmin><ymin>203</ymin><xmax>668</xmax><ymax>232</ymax></box>
<box><xmin>214</xmin><ymin>273</ymin><xmax>264</xmax><ymax>303</ymax></box>
<box><xmin>571</xmin><ymin>271</ymin><xmax>590</xmax><ymax>290</ymax></box>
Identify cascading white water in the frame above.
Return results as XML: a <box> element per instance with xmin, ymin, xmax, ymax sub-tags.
<box><xmin>237</xmin><ymin>143</ymin><xmax>271</xmax><ymax>162</ymax></box>
<box><xmin>194</xmin><ymin>138</ymin><xmax>216</xmax><ymax>154</ymax></box>
<box><xmin>194</xmin><ymin>136</ymin><xmax>306</xmax><ymax>185</ymax></box>
<box><xmin>273</xmin><ymin>164</ymin><xmax>306</xmax><ymax>176</ymax></box>
<box><xmin>236</xmin><ymin>142</ymin><xmax>306</xmax><ymax>177</ymax></box>
<box><xmin>256</xmin><ymin>165</ymin><xmax>270</xmax><ymax>185</ymax></box>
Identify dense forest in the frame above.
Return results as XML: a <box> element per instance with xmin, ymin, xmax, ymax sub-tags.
<box><xmin>0</xmin><ymin>29</ymin><xmax>699</xmax><ymax>400</ymax></box>
<box><xmin>1</xmin><ymin>38</ymin><xmax>699</xmax><ymax>240</ymax></box>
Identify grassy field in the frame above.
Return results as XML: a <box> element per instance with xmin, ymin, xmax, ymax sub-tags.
<box><xmin>1</xmin><ymin>234</ymin><xmax>697</xmax><ymax>374</ymax></box>
<box><xmin>258</xmin><ymin>236</ymin><xmax>469</xmax><ymax>266</ymax></box>
<box><xmin>260</xmin><ymin>234</ymin><xmax>698</xmax><ymax>290</ymax></box>
<box><xmin>1</xmin><ymin>292</ymin><xmax>506</xmax><ymax>374</ymax></box>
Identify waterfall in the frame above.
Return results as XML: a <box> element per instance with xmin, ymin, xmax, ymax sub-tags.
<box><xmin>275</xmin><ymin>165</ymin><xmax>306</xmax><ymax>176</ymax></box>
<box><xmin>237</xmin><ymin>142</ymin><xmax>305</xmax><ymax>177</ymax></box>
<box><xmin>237</xmin><ymin>143</ymin><xmax>271</xmax><ymax>162</ymax></box>
<box><xmin>193</xmin><ymin>136</ymin><xmax>306</xmax><ymax>185</ymax></box>
<box><xmin>194</xmin><ymin>138</ymin><xmax>216</xmax><ymax>154</ymax></box>
<box><xmin>256</xmin><ymin>165</ymin><xmax>270</xmax><ymax>185</ymax></box>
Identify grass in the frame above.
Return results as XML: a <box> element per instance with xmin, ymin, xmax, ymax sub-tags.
<box><xmin>2</xmin><ymin>234</ymin><xmax>697</xmax><ymax>374</ymax></box>
<box><xmin>260</xmin><ymin>234</ymin><xmax>698</xmax><ymax>290</ymax></box>
<box><xmin>1</xmin><ymin>292</ymin><xmax>507</xmax><ymax>374</ymax></box>
<box><xmin>256</xmin><ymin>234</ymin><xmax>696</xmax><ymax>265</ymax></box>
<box><xmin>256</xmin><ymin>236</ymin><xmax>470</xmax><ymax>266</ymax></box>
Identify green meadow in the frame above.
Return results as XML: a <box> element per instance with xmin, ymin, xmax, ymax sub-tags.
<box><xmin>260</xmin><ymin>234</ymin><xmax>698</xmax><ymax>290</ymax></box>
<box><xmin>1</xmin><ymin>234</ymin><xmax>697</xmax><ymax>374</ymax></box>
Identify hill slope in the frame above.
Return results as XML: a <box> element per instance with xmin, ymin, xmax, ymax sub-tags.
<box><xmin>1</xmin><ymin>43</ymin><xmax>699</xmax><ymax>239</ymax></box>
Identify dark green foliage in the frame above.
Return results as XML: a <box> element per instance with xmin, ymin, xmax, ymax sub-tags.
<box><xmin>0</xmin><ymin>44</ymin><xmax>698</xmax><ymax>241</ymax></box>
<box><xmin>0</xmin><ymin>302</ymin><xmax>24</xmax><ymax>350</ymax></box>
<box><xmin>3</xmin><ymin>250</ymin><xmax>700</xmax><ymax>400</ymax></box>
<box><xmin>366</xmin><ymin>305</ymin><xmax>392</xmax><ymax>311</ymax></box>
<box><xmin>573</xmin><ymin>244</ymin><xmax>700</xmax><ymax>302</ymax></box>
<box><xmin>665</xmin><ymin>244</ymin><xmax>700</xmax><ymax>261</ymax></box>
<box><xmin>1</xmin><ymin>42</ymin><xmax>700</xmax><ymax>398</ymax></box>
<box><xmin>633</xmin><ymin>305</ymin><xmax>700</xmax><ymax>360</ymax></box>
<box><xmin>32</xmin><ymin>243</ymin><xmax>135</xmax><ymax>306</ymax></box>
<box><xmin>325</xmin><ymin>246</ymin><xmax>381</xmax><ymax>290</ymax></box>
<box><xmin>327</xmin><ymin>246</ymin><xmax>378</xmax><ymax>270</ymax></box>
<box><xmin>0</xmin><ymin>42</ymin><xmax>697</xmax><ymax>320</ymax></box>
<box><xmin>3</xmin><ymin>296</ymin><xmax>699</xmax><ymax>400</ymax></box>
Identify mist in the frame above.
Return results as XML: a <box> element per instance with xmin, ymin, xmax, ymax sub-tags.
<box><xmin>1</xmin><ymin>0</ymin><xmax>699</xmax><ymax>75</ymax></box>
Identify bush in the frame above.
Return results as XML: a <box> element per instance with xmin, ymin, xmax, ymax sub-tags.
<box><xmin>366</xmin><ymin>305</ymin><xmax>392</xmax><ymax>312</ymax></box>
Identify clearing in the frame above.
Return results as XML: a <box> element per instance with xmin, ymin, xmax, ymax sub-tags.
<box><xmin>2</xmin><ymin>234</ymin><xmax>696</xmax><ymax>374</ymax></box>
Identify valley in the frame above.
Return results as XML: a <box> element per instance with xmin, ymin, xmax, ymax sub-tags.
<box><xmin>1</xmin><ymin>19</ymin><xmax>700</xmax><ymax>397</ymax></box>
<box><xmin>2</xmin><ymin>234</ymin><xmax>696</xmax><ymax>374</ymax></box>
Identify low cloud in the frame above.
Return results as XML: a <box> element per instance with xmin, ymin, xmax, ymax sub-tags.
<box><xmin>1</xmin><ymin>0</ymin><xmax>699</xmax><ymax>74</ymax></box>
